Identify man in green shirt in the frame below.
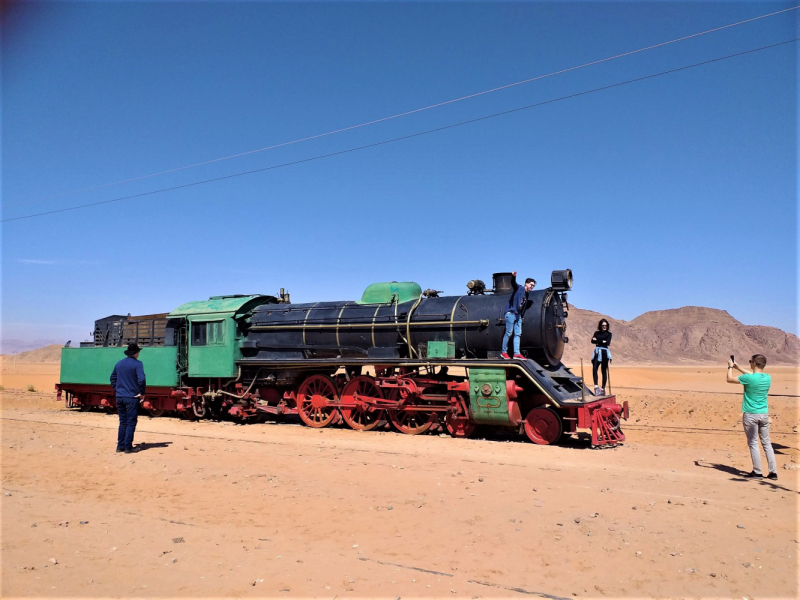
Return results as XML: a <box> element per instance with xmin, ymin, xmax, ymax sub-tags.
<box><xmin>727</xmin><ymin>354</ymin><xmax>777</xmax><ymax>479</ymax></box>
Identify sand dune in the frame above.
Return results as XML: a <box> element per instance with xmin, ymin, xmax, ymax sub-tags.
<box><xmin>0</xmin><ymin>344</ymin><xmax>63</xmax><ymax>363</ymax></box>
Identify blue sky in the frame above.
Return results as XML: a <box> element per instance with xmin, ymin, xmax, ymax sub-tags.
<box><xmin>2</xmin><ymin>1</ymin><xmax>797</xmax><ymax>349</ymax></box>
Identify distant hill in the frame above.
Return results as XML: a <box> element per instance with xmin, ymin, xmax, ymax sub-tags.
<box><xmin>562</xmin><ymin>306</ymin><xmax>800</xmax><ymax>365</ymax></box>
<box><xmin>0</xmin><ymin>338</ymin><xmax>63</xmax><ymax>354</ymax></box>
<box><xmin>0</xmin><ymin>344</ymin><xmax>63</xmax><ymax>363</ymax></box>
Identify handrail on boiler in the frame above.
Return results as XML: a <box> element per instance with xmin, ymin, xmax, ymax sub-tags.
<box><xmin>249</xmin><ymin>319</ymin><xmax>489</xmax><ymax>331</ymax></box>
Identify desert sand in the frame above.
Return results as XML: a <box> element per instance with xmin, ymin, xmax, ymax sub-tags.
<box><xmin>1</xmin><ymin>363</ymin><xmax>798</xmax><ymax>598</ymax></box>
<box><xmin>0</xmin><ymin>362</ymin><xmax>61</xmax><ymax>393</ymax></box>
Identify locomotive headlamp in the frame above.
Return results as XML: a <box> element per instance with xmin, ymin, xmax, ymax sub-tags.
<box><xmin>550</xmin><ymin>269</ymin><xmax>573</xmax><ymax>291</ymax></box>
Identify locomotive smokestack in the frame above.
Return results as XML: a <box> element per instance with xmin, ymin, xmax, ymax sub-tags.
<box><xmin>550</xmin><ymin>269</ymin><xmax>573</xmax><ymax>291</ymax></box>
<box><xmin>492</xmin><ymin>272</ymin><xmax>515</xmax><ymax>294</ymax></box>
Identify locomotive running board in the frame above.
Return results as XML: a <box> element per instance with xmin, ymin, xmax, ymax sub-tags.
<box><xmin>235</xmin><ymin>357</ymin><xmax>600</xmax><ymax>408</ymax></box>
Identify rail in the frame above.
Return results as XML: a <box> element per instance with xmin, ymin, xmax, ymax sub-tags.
<box><xmin>613</xmin><ymin>385</ymin><xmax>799</xmax><ymax>398</ymax></box>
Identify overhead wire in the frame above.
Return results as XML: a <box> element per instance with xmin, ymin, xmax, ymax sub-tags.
<box><xmin>2</xmin><ymin>37</ymin><xmax>797</xmax><ymax>224</ymax></box>
<box><xmin>6</xmin><ymin>4</ymin><xmax>799</xmax><ymax>209</ymax></box>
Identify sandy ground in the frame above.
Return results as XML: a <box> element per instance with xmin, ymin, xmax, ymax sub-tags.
<box><xmin>0</xmin><ymin>362</ymin><xmax>61</xmax><ymax>392</ymax></box>
<box><xmin>1</xmin><ymin>364</ymin><xmax>798</xmax><ymax>598</ymax></box>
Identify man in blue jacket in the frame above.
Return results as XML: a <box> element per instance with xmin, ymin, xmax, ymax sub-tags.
<box><xmin>110</xmin><ymin>343</ymin><xmax>146</xmax><ymax>454</ymax></box>
<box><xmin>501</xmin><ymin>271</ymin><xmax>536</xmax><ymax>359</ymax></box>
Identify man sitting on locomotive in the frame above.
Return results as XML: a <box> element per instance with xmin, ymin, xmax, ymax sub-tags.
<box><xmin>501</xmin><ymin>271</ymin><xmax>536</xmax><ymax>360</ymax></box>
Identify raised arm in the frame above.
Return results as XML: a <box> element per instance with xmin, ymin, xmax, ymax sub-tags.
<box><xmin>726</xmin><ymin>359</ymin><xmax>749</xmax><ymax>384</ymax></box>
<box><xmin>734</xmin><ymin>362</ymin><xmax>752</xmax><ymax>375</ymax></box>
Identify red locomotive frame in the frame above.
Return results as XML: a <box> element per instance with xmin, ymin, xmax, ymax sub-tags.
<box><xmin>58</xmin><ymin>365</ymin><xmax>627</xmax><ymax>446</ymax></box>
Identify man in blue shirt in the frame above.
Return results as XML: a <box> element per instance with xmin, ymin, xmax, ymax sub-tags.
<box><xmin>501</xmin><ymin>271</ymin><xmax>536</xmax><ymax>359</ymax></box>
<box><xmin>110</xmin><ymin>343</ymin><xmax>146</xmax><ymax>454</ymax></box>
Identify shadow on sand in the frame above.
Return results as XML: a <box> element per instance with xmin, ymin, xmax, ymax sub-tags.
<box><xmin>134</xmin><ymin>441</ymin><xmax>173</xmax><ymax>452</ymax></box>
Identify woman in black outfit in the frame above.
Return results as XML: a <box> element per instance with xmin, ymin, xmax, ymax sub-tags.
<box><xmin>591</xmin><ymin>319</ymin><xmax>612</xmax><ymax>395</ymax></box>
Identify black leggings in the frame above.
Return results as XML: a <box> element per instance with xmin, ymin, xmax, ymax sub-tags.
<box><xmin>592</xmin><ymin>356</ymin><xmax>609</xmax><ymax>388</ymax></box>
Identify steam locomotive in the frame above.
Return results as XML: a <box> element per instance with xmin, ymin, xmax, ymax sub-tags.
<box><xmin>57</xmin><ymin>271</ymin><xmax>627</xmax><ymax>445</ymax></box>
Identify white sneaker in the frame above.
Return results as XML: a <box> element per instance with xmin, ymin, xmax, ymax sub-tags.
<box><xmin>593</xmin><ymin>386</ymin><xmax>601</xmax><ymax>395</ymax></box>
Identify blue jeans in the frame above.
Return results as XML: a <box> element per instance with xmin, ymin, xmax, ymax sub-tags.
<box><xmin>502</xmin><ymin>312</ymin><xmax>521</xmax><ymax>355</ymax></box>
<box><xmin>117</xmin><ymin>396</ymin><xmax>139</xmax><ymax>450</ymax></box>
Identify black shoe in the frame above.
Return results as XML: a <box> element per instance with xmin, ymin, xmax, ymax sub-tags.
<box><xmin>116</xmin><ymin>447</ymin><xmax>124</xmax><ymax>453</ymax></box>
<box><xmin>124</xmin><ymin>447</ymin><xmax>138</xmax><ymax>454</ymax></box>
<box><xmin>743</xmin><ymin>471</ymin><xmax>763</xmax><ymax>478</ymax></box>
<box><xmin>767</xmin><ymin>472</ymin><xmax>778</xmax><ymax>480</ymax></box>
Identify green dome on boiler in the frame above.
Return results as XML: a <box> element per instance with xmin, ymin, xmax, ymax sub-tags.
<box><xmin>356</xmin><ymin>281</ymin><xmax>422</xmax><ymax>305</ymax></box>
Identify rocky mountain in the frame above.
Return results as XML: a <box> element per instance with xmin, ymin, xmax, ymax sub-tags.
<box><xmin>562</xmin><ymin>306</ymin><xmax>800</xmax><ymax>365</ymax></box>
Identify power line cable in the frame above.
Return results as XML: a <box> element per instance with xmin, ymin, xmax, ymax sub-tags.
<box><xmin>7</xmin><ymin>5</ymin><xmax>798</xmax><ymax>208</ymax></box>
<box><xmin>2</xmin><ymin>37</ymin><xmax>796</xmax><ymax>224</ymax></box>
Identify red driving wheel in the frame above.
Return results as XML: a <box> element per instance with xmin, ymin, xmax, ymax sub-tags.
<box><xmin>445</xmin><ymin>413</ymin><xmax>476</xmax><ymax>438</ymax></box>
<box><xmin>388</xmin><ymin>395</ymin><xmax>436</xmax><ymax>435</ymax></box>
<box><xmin>444</xmin><ymin>393</ymin><xmax>476</xmax><ymax>438</ymax></box>
<box><xmin>340</xmin><ymin>376</ymin><xmax>384</xmax><ymax>431</ymax></box>
<box><xmin>523</xmin><ymin>406</ymin><xmax>563</xmax><ymax>445</ymax></box>
<box><xmin>297</xmin><ymin>375</ymin><xmax>339</xmax><ymax>428</ymax></box>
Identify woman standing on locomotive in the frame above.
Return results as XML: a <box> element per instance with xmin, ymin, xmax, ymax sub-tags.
<box><xmin>591</xmin><ymin>319</ymin><xmax>612</xmax><ymax>395</ymax></box>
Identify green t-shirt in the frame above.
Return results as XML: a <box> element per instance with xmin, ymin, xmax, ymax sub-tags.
<box><xmin>738</xmin><ymin>372</ymin><xmax>771</xmax><ymax>414</ymax></box>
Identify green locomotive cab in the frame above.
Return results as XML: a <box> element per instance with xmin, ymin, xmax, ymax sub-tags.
<box><xmin>168</xmin><ymin>295</ymin><xmax>278</xmax><ymax>380</ymax></box>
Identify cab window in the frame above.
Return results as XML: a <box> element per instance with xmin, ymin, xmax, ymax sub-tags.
<box><xmin>191</xmin><ymin>322</ymin><xmax>207</xmax><ymax>346</ymax></box>
<box><xmin>207</xmin><ymin>320</ymin><xmax>225</xmax><ymax>345</ymax></box>
<box><xmin>191</xmin><ymin>320</ymin><xmax>225</xmax><ymax>346</ymax></box>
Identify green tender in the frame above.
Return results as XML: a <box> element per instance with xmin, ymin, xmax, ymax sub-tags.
<box><xmin>60</xmin><ymin>347</ymin><xmax>179</xmax><ymax>387</ymax></box>
<box><xmin>356</xmin><ymin>282</ymin><xmax>422</xmax><ymax>305</ymax></box>
<box><xmin>468</xmin><ymin>367</ymin><xmax>511</xmax><ymax>425</ymax></box>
